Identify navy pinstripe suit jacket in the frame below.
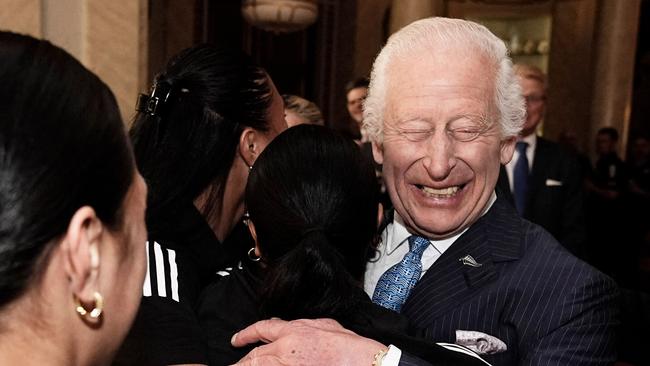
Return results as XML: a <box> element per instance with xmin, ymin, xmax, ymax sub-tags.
<box><xmin>396</xmin><ymin>197</ymin><xmax>618</xmax><ymax>366</ymax></box>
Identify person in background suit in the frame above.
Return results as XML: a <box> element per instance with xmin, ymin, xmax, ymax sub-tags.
<box><xmin>228</xmin><ymin>17</ymin><xmax>618</xmax><ymax>366</ymax></box>
<box><xmin>586</xmin><ymin>127</ymin><xmax>635</xmax><ymax>287</ymax></box>
<box><xmin>345</xmin><ymin>77</ymin><xmax>370</xmax><ymax>142</ymax></box>
<box><xmin>496</xmin><ymin>64</ymin><xmax>586</xmax><ymax>256</ymax></box>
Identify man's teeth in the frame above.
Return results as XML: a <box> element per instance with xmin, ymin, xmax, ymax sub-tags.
<box><xmin>421</xmin><ymin>186</ymin><xmax>460</xmax><ymax>196</ymax></box>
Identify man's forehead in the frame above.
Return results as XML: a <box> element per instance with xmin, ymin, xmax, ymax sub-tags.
<box><xmin>386</xmin><ymin>82</ymin><xmax>490</xmax><ymax>98</ymax></box>
<box><xmin>386</xmin><ymin>52</ymin><xmax>493</xmax><ymax>92</ymax></box>
<box><xmin>384</xmin><ymin>82</ymin><xmax>493</xmax><ymax>116</ymax></box>
<box><xmin>383</xmin><ymin>52</ymin><xmax>494</xmax><ymax>110</ymax></box>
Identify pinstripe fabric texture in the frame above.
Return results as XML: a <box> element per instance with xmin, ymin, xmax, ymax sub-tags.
<box><xmin>398</xmin><ymin>197</ymin><xmax>619</xmax><ymax>366</ymax></box>
<box><xmin>399</xmin><ymin>352</ymin><xmax>437</xmax><ymax>366</ymax></box>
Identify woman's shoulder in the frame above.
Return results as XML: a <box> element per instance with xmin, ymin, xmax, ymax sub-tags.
<box><xmin>197</xmin><ymin>263</ymin><xmax>262</xmax><ymax>366</ymax></box>
<box><xmin>198</xmin><ymin>262</ymin><xmax>259</xmax><ymax>308</ymax></box>
<box><xmin>197</xmin><ymin>262</ymin><xmax>262</xmax><ymax>337</ymax></box>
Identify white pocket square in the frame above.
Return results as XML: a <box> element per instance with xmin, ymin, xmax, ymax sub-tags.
<box><xmin>545</xmin><ymin>179</ymin><xmax>563</xmax><ymax>186</ymax></box>
<box><xmin>455</xmin><ymin>330</ymin><xmax>507</xmax><ymax>355</ymax></box>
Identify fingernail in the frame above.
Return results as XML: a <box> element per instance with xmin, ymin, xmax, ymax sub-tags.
<box><xmin>231</xmin><ymin>332</ymin><xmax>238</xmax><ymax>345</ymax></box>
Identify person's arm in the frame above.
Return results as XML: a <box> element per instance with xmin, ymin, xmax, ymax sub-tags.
<box><xmin>520</xmin><ymin>272</ymin><xmax>619</xmax><ymax>365</ymax></box>
<box><xmin>230</xmin><ymin>318</ymin><xmax>391</xmax><ymax>366</ymax></box>
<box><xmin>230</xmin><ymin>319</ymin><xmax>490</xmax><ymax>366</ymax></box>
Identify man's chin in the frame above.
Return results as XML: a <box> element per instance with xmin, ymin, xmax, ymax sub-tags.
<box><xmin>405</xmin><ymin>212</ymin><xmax>466</xmax><ymax>239</ymax></box>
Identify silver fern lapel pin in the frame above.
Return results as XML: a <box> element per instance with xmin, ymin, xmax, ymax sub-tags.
<box><xmin>459</xmin><ymin>254</ymin><xmax>482</xmax><ymax>267</ymax></box>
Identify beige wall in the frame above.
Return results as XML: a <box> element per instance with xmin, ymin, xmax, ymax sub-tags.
<box><xmin>85</xmin><ymin>0</ymin><xmax>148</xmax><ymax>125</ymax></box>
<box><xmin>389</xmin><ymin>0</ymin><xmax>443</xmax><ymax>34</ymax></box>
<box><xmin>0</xmin><ymin>0</ymin><xmax>42</xmax><ymax>38</ymax></box>
<box><xmin>0</xmin><ymin>0</ymin><xmax>148</xmax><ymax>124</ymax></box>
<box><xmin>42</xmin><ymin>0</ymin><xmax>84</xmax><ymax>60</ymax></box>
<box><xmin>589</xmin><ymin>0</ymin><xmax>641</xmax><ymax>158</ymax></box>
<box><xmin>354</xmin><ymin>0</ymin><xmax>391</xmax><ymax>78</ymax></box>
<box><xmin>545</xmin><ymin>0</ymin><xmax>598</xmax><ymax>150</ymax></box>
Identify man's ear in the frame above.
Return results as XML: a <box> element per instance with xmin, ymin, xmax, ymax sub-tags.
<box><xmin>372</xmin><ymin>141</ymin><xmax>384</xmax><ymax>165</ymax></box>
<box><xmin>239</xmin><ymin>127</ymin><xmax>259</xmax><ymax>168</ymax></box>
<box><xmin>61</xmin><ymin>206</ymin><xmax>103</xmax><ymax>304</ymax></box>
<box><xmin>500</xmin><ymin>136</ymin><xmax>516</xmax><ymax>165</ymax></box>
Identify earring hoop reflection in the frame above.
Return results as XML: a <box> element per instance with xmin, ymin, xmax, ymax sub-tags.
<box><xmin>247</xmin><ymin>247</ymin><xmax>261</xmax><ymax>262</ymax></box>
<box><xmin>74</xmin><ymin>291</ymin><xmax>104</xmax><ymax>320</ymax></box>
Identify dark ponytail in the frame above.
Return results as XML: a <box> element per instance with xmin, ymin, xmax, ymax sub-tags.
<box><xmin>246</xmin><ymin>125</ymin><xmax>379</xmax><ymax>320</ymax></box>
<box><xmin>259</xmin><ymin>230</ymin><xmax>361</xmax><ymax>319</ymax></box>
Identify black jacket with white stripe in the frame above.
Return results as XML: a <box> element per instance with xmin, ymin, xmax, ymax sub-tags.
<box><xmin>114</xmin><ymin>202</ymin><xmax>238</xmax><ymax>365</ymax></box>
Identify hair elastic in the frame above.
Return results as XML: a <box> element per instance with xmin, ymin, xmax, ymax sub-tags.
<box><xmin>301</xmin><ymin>227</ymin><xmax>326</xmax><ymax>240</ymax></box>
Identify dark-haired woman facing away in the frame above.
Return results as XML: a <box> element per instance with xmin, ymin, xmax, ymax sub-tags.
<box><xmin>0</xmin><ymin>32</ymin><xmax>147</xmax><ymax>365</ymax></box>
<box><xmin>114</xmin><ymin>45</ymin><xmax>287</xmax><ymax>365</ymax></box>
<box><xmin>197</xmin><ymin>125</ymin><xmax>488</xmax><ymax>366</ymax></box>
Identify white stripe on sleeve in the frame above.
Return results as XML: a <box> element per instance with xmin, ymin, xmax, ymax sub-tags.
<box><xmin>153</xmin><ymin>241</ymin><xmax>166</xmax><ymax>297</ymax></box>
<box><xmin>167</xmin><ymin>248</ymin><xmax>179</xmax><ymax>302</ymax></box>
<box><xmin>142</xmin><ymin>241</ymin><xmax>152</xmax><ymax>297</ymax></box>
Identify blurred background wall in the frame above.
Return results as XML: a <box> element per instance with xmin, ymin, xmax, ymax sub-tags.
<box><xmin>1</xmin><ymin>0</ymin><xmax>648</xmax><ymax>159</ymax></box>
<box><xmin>0</xmin><ymin>0</ymin><xmax>148</xmax><ymax>125</ymax></box>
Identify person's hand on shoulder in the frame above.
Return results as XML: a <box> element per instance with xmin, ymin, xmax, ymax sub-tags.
<box><xmin>231</xmin><ymin>318</ymin><xmax>387</xmax><ymax>366</ymax></box>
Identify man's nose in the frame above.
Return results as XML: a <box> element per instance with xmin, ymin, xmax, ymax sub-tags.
<box><xmin>422</xmin><ymin>131</ymin><xmax>456</xmax><ymax>181</ymax></box>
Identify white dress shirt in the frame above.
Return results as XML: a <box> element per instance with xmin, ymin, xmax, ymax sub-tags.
<box><xmin>364</xmin><ymin>193</ymin><xmax>497</xmax><ymax>297</ymax></box>
<box><xmin>504</xmin><ymin>133</ymin><xmax>537</xmax><ymax>191</ymax></box>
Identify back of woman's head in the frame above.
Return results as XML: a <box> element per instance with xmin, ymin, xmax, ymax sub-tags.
<box><xmin>0</xmin><ymin>32</ymin><xmax>134</xmax><ymax>307</ymax></box>
<box><xmin>282</xmin><ymin>94</ymin><xmax>324</xmax><ymax>126</ymax></box>
<box><xmin>246</xmin><ymin>125</ymin><xmax>378</xmax><ymax>320</ymax></box>
<box><xmin>130</xmin><ymin>45</ymin><xmax>273</xmax><ymax>222</ymax></box>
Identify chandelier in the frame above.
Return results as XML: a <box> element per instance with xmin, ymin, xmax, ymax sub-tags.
<box><xmin>241</xmin><ymin>0</ymin><xmax>319</xmax><ymax>34</ymax></box>
<box><xmin>448</xmin><ymin>0</ymin><xmax>552</xmax><ymax>3</ymax></box>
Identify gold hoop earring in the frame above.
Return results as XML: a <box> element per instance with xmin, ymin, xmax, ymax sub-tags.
<box><xmin>75</xmin><ymin>291</ymin><xmax>104</xmax><ymax>320</ymax></box>
<box><xmin>247</xmin><ymin>247</ymin><xmax>261</xmax><ymax>262</ymax></box>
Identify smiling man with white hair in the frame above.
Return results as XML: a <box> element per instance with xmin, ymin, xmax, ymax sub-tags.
<box><xmin>229</xmin><ymin>17</ymin><xmax>618</xmax><ymax>366</ymax></box>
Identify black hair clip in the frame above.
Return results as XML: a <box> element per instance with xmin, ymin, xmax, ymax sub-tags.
<box><xmin>135</xmin><ymin>82</ymin><xmax>174</xmax><ymax>117</ymax></box>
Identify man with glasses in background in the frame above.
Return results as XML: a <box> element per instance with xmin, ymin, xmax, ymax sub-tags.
<box><xmin>497</xmin><ymin>64</ymin><xmax>586</xmax><ymax>256</ymax></box>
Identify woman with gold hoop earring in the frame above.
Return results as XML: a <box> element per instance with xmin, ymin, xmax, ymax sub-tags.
<box><xmin>0</xmin><ymin>32</ymin><xmax>147</xmax><ymax>365</ymax></box>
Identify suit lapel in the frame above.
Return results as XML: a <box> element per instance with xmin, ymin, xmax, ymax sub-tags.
<box><xmin>527</xmin><ymin>137</ymin><xmax>550</xmax><ymax>209</ymax></box>
<box><xmin>402</xmin><ymin>198</ymin><xmax>523</xmax><ymax>326</ymax></box>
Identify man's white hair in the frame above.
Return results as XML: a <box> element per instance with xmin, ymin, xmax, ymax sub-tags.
<box><xmin>363</xmin><ymin>17</ymin><xmax>525</xmax><ymax>143</ymax></box>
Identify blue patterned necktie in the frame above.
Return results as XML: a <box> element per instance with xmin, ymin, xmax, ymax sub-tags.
<box><xmin>513</xmin><ymin>141</ymin><xmax>529</xmax><ymax>215</ymax></box>
<box><xmin>372</xmin><ymin>235</ymin><xmax>430</xmax><ymax>312</ymax></box>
